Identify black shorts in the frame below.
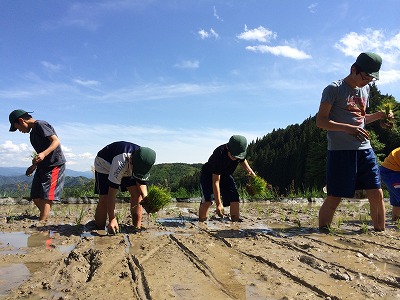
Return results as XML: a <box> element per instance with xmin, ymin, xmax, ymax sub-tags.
<box><xmin>94</xmin><ymin>171</ymin><xmax>141</xmax><ymax>195</ymax></box>
<box><xmin>31</xmin><ymin>164</ymin><xmax>65</xmax><ymax>201</ymax></box>
<box><xmin>200</xmin><ymin>172</ymin><xmax>239</xmax><ymax>207</ymax></box>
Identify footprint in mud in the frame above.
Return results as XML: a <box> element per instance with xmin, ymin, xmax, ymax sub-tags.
<box><xmin>298</xmin><ymin>255</ymin><xmax>325</xmax><ymax>271</ymax></box>
<box><xmin>64</xmin><ymin>248</ymin><xmax>103</xmax><ymax>283</ymax></box>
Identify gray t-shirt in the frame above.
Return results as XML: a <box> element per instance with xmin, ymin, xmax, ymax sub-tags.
<box><xmin>30</xmin><ymin>120</ymin><xmax>66</xmax><ymax>168</ymax></box>
<box><xmin>321</xmin><ymin>79</ymin><xmax>371</xmax><ymax>150</ymax></box>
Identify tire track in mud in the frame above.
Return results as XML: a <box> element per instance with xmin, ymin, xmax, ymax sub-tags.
<box><xmin>189</xmin><ymin>222</ymin><xmax>400</xmax><ymax>299</ymax></box>
<box><xmin>168</xmin><ymin>234</ymin><xmax>240</xmax><ymax>299</ymax></box>
<box><xmin>303</xmin><ymin>234</ymin><xmax>400</xmax><ymax>268</ymax></box>
<box><xmin>127</xmin><ymin>231</ymin><xmax>238</xmax><ymax>300</ymax></box>
<box><xmin>246</xmin><ymin>232</ymin><xmax>400</xmax><ymax>296</ymax></box>
<box><xmin>166</xmin><ymin>231</ymin><xmax>321</xmax><ymax>299</ymax></box>
<box><xmin>254</xmin><ymin>232</ymin><xmax>400</xmax><ymax>289</ymax></box>
<box><xmin>127</xmin><ymin>253</ymin><xmax>152</xmax><ymax>300</ymax></box>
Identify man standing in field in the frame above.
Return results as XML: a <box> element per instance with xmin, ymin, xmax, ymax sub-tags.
<box><xmin>9</xmin><ymin>109</ymin><xmax>66</xmax><ymax>221</ymax></box>
<box><xmin>316</xmin><ymin>52</ymin><xmax>392</xmax><ymax>232</ymax></box>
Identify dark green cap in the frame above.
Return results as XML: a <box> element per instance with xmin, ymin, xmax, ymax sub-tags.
<box><xmin>9</xmin><ymin>109</ymin><xmax>32</xmax><ymax>132</ymax></box>
<box><xmin>132</xmin><ymin>147</ymin><xmax>156</xmax><ymax>181</ymax></box>
<box><xmin>355</xmin><ymin>52</ymin><xmax>382</xmax><ymax>80</ymax></box>
<box><xmin>228</xmin><ymin>135</ymin><xmax>247</xmax><ymax>160</ymax></box>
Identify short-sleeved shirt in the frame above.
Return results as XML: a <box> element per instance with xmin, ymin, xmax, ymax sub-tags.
<box><xmin>201</xmin><ymin>144</ymin><xmax>244</xmax><ymax>176</ymax></box>
<box><xmin>30</xmin><ymin>120</ymin><xmax>66</xmax><ymax>168</ymax></box>
<box><xmin>381</xmin><ymin>147</ymin><xmax>400</xmax><ymax>171</ymax></box>
<box><xmin>321</xmin><ymin>79</ymin><xmax>371</xmax><ymax>150</ymax></box>
<box><xmin>94</xmin><ymin>141</ymin><xmax>140</xmax><ymax>186</ymax></box>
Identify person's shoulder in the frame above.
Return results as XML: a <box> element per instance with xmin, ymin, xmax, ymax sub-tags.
<box><xmin>214</xmin><ymin>144</ymin><xmax>227</xmax><ymax>154</ymax></box>
<box><xmin>328</xmin><ymin>79</ymin><xmax>344</xmax><ymax>88</ymax></box>
<box><xmin>35</xmin><ymin>119</ymin><xmax>53</xmax><ymax>127</ymax></box>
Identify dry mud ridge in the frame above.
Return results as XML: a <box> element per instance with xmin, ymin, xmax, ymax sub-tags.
<box><xmin>0</xmin><ymin>201</ymin><xmax>399</xmax><ymax>300</ymax></box>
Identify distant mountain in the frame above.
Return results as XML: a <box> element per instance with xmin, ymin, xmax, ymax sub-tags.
<box><xmin>0</xmin><ymin>167</ymin><xmax>92</xmax><ymax>178</ymax></box>
<box><xmin>65</xmin><ymin>169</ymin><xmax>93</xmax><ymax>178</ymax></box>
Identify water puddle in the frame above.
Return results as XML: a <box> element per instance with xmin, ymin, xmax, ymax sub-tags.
<box><xmin>0</xmin><ymin>263</ymin><xmax>30</xmax><ymax>297</ymax></box>
<box><xmin>157</xmin><ymin>217</ymin><xmax>187</xmax><ymax>228</ymax></box>
<box><xmin>0</xmin><ymin>232</ymin><xmax>29</xmax><ymax>254</ymax></box>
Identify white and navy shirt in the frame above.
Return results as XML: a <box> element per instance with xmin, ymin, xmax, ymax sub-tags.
<box><xmin>94</xmin><ymin>141</ymin><xmax>140</xmax><ymax>186</ymax></box>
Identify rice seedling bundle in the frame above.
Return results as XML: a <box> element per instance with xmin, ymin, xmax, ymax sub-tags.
<box><xmin>141</xmin><ymin>185</ymin><xmax>172</xmax><ymax>213</ymax></box>
<box><xmin>246</xmin><ymin>175</ymin><xmax>267</xmax><ymax>198</ymax></box>
<box><xmin>378</xmin><ymin>101</ymin><xmax>396</xmax><ymax>130</ymax></box>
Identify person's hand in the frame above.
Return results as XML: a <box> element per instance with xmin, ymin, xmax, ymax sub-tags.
<box><xmin>349</xmin><ymin>126</ymin><xmax>369</xmax><ymax>141</ymax></box>
<box><xmin>215</xmin><ymin>204</ymin><xmax>224</xmax><ymax>218</ymax></box>
<box><xmin>32</xmin><ymin>152</ymin><xmax>45</xmax><ymax>164</ymax></box>
<box><xmin>107</xmin><ymin>218</ymin><xmax>119</xmax><ymax>235</ymax></box>
<box><xmin>139</xmin><ymin>196</ymin><xmax>148</xmax><ymax>206</ymax></box>
<box><xmin>25</xmin><ymin>164</ymin><xmax>37</xmax><ymax>176</ymax></box>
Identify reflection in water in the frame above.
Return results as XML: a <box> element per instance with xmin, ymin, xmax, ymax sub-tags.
<box><xmin>27</xmin><ymin>231</ymin><xmax>53</xmax><ymax>250</ymax></box>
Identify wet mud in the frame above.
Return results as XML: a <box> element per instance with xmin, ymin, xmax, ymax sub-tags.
<box><xmin>0</xmin><ymin>200</ymin><xmax>399</xmax><ymax>299</ymax></box>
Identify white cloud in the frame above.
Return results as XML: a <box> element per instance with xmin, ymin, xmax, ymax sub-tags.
<box><xmin>92</xmin><ymin>82</ymin><xmax>224</xmax><ymax>103</ymax></box>
<box><xmin>41</xmin><ymin>61</ymin><xmax>62</xmax><ymax>72</ymax></box>
<box><xmin>308</xmin><ymin>3</ymin><xmax>318</xmax><ymax>13</ymax></box>
<box><xmin>379</xmin><ymin>70</ymin><xmax>400</xmax><ymax>85</ymax></box>
<box><xmin>73</xmin><ymin>79</ymin><xmax>100</xmax><ymax>87</ymax></box>
<box><xmin>237</xmin><ymin>25</ymin><xmax>276</xmax><ymax>43</ymax></box>
<box><xmin>246</xmin><ymin>45</ymin><xmax>312</xmax><ymax>60</ymax></box>
<box><xmin>213</xmin><ymin>6</ymin><xmax>223</xmax><ymax>21</ymax></box>
<box><xmin>0</xmin><ymin>141</ymin><xmax>33</xmax><ymax>166</ymax></box>
<box><xmin>174</xmin><ymin>60</ymin><xmax>200</xmax><ymax>69</ymax></box>
<box><xmin>334</xmin><ymin>29</ymin><xmax>400</xmax><ymax>81</ymax></box>
<box><xmin>334</xmin><ymin>29</ymin><xmax>384</xmax><ymax>57</ymax></box>
<box><xmin>198</xmin><ymin>28</ymin><xmax>219</xmax><ymax>39</ymax></box>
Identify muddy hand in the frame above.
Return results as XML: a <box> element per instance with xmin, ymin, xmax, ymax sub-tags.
<box><xmin>215</xmin><ymin>204</ymin><xmax>224</xmax><ymax>218</ymax></box>
<box><xmin>107</xmin><ymin>218</ymin><xmax>119</xmax><ymax>235</ymax></box>
<box><xmin>26</xmin><ymin>164</ymin><xmax>37</xmax><ymax>177</ymax></box>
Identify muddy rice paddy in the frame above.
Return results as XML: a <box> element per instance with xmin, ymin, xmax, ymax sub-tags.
<box><xmin>0</xmin><ymin>198</ymin><xmax>399</xmax><ymax>300</ymax></box>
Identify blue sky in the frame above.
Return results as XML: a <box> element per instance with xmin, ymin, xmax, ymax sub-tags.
<box><xmin>1</xmin><ymin>0</ymin><xmax>400</xmax><ymax>172</ymax></box>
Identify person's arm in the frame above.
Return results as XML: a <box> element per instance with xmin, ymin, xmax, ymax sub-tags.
<box><xmin>240</xmin><ymin>159</ymin><xmax>256</xmax><ymax>177</ymax></box>
<box><xmin>32</xmin><ymin>135</ymin><xmax>60</xmax><ymax>164</ymax></box>
<box><xmin>316</xmin><ymin>102</ymin><xmax>369</xmax><ymax>140</ymax></box>
<box><xmin>137</xmin><ymin>183</ymin><xmax>148</xmax><ymax>198</ymax></box>
<box><xmin>212</xmin><ymin>173</ymin><xmax>224</xmax><ymax>217</ymax></box>
<box><xmin>365</xmin><ymin>111</ymin><xmax>391</xmax><ymax>124</ymax></box>
<box><xmin>106</xmin><ymin>187</ymin><xmax>119</xmax><ymax>234</ymax></box>
<box><xmin>132</xmin><ymin>182</ymin><xmax>147</xmax><ymax>228</ymax></box>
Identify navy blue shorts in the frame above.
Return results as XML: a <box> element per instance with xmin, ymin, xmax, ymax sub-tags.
<box><xmin>200</xmin><ymin>172</ymin><xmax>239</xmax><ymax>207</ymax></box>
<box><xmin>379</xmin><ymin>166</ymin><xmax>400</xmax><ymax>207</ymax></box>
<box><xmin>326</xmin><ymin>149</ymin><xmax>381</xmax><ymax>198</ymax></box>
<box><xmin>94</xmin><ymin>171</ymin><xmax>140</xmax><ymax>195</ymax></box>
<box><xmin>31</xmin><ymin>164</ymin><xmax>65</xmax><ymax>201</ymax></box>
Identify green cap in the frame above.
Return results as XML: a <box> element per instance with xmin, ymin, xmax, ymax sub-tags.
<box><xmin>228</xmin><ymin>135</ymin><xmax>247</xmax><ymax>159</ymax></box>
<box><xmin>9</xmin><ymin>109</ymin><xmax>32</xmax><ymax>132</ymax></box>
<box><xmin>132</xmin><ymin>147</ymin><xmax>156</xmax><ymax>181</ymax></box>
<box><xmin>355</xmin><ymin>52</ymin><xmax>382</xmax><ymax>80</ymax></box>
